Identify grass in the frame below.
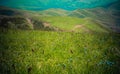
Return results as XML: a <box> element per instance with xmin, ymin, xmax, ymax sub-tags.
<box><xmin>0</xmin><ymin>14</ymin><xmax>119</xmax><ymax>74</ymax></box>
<box><xmin>39</xmin><ymin>16</ymin><xmax>109</xmax><ymax>32</ymax></box>
<box><xmin>0</xmin><ymin>30</ymin><xmax>120</xmax><ymax>74</ymax></box>
<box><xmin>0</xmin><ymin>5</ymin><xmax>120</xmax><ymax>74</ymax></box>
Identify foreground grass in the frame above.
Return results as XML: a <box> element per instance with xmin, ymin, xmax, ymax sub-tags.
<box><xmin>0</xmin><ymin>30</ymin><xmax>120</xmax><ymax>74</ymax></box>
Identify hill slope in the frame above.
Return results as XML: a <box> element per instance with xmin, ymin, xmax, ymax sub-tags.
<box><xmin>68</xmin><ymin>1</ymin><xmax>120</xmax><ymax>32</ymax></box>
<box><xmin>0</xmin><ymin>30</ymin><xmax>120</xmax><ymax>74</ymax></box>
<box><xmin>0</xmin><ymin>0</ymin><xmax>120</xmax><ymax>33</ymax></box>
<box><xmin>0</xmin><ymin>1</ymin><xmax>120</xmax><ymax>74</ymax></box>
<box><xmin>0</xmin><ymin>6</ymin><xmax>109</xmax><ymax>33</ymax></box>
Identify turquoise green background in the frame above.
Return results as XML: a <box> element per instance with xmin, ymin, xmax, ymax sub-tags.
<box><xmin>0</xmin><ymin>0</ymin><xmax>118</xmax><ymax>10</ymax></box>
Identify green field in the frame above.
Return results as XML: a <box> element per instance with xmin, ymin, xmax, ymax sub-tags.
<box><xmin>0</xmin><ymin>5</ymin><xmax>120</xmax><ymax>74</ymax></box>
<box><xmin>0</xmin><ymin>30</ymin><xmax>120</xmax><ymax>74</ymax></box>
<box><xmin>32</xmin><ymin>16</ymin><xmax>109</xmax><ymax>33</ymax></box>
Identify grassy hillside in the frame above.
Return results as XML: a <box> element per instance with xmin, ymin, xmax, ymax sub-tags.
<box><xmin>40</xmin><ymin>16</ymin><xmax>109</xmax><ymax>33</ymax></box>
<box><xmin>0</xmin><ymin>30</ymin><xmax>120</xmax><ymax>74</ymax></box>
<box><xmin>37</xmin><ymin>8</ymin><xmax>69</xmax><ymax>16</ymax></box>
<box><xmin>0</xmin><ymin>5</ymin><xmax>119</xmax><ymax>33</ymax></box>
<box><xmin>36</xmin><ymin>1</ymin><xmax>120</xmax><ymax>33</ymax></box>
<box><xmin>68</xmin><ymin>1</ymin><xmax>120</xmax><ymax>32</ymax></box>
<box><xmin>0</xmin><ymin>8</ymin><xmax>109</xmax><ymax>33</ymax></box>
<box><xmin>0</xmin><ymin>2</ymin><xmax>120</xmax><ymax>74</ymax></box>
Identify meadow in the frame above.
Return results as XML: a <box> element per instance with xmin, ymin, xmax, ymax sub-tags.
<box><xmin>33</xmin><ymin>16</ymin><xmax>109</xmax><ymax>33</ymax></box>
<box><xmin>0</xmin><ymin>30</ymin><xmax>120</xmax><ymax>74</ymax></box>
<box><xmin>0</xmin><ymin>4</ymin><xmax>120</xmax><ymax>74</ymax></box>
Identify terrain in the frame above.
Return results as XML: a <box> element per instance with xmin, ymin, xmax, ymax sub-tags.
<box><xmin>0</xmin><ymin>1</ymin><xmax>120</xmax><ymax>74</ymax></box>
<box><xmin>0</xmin><ymin>0</ymin><xmax>120</xmax><ymax>33</ymax></box>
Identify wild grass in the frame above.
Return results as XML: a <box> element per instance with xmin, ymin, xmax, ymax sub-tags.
<box><xmin>40</xmin><ymin>16</ymin><xmax>108</xmax><ymax>32</ymax></box>
<box><xmin>0</xmin><ymin>30</ymin><xmax>119</xmax><ymax>74</ymax></box>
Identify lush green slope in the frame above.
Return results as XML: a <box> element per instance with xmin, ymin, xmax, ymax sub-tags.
<box><xmin>0</xmin><ymin>4</ymin><xmax>119</xmax><ymax>33</ymax></box>
<box><xmin>0</xmin><ymin>7</ymin><xmax>109</xmax><ymax>33</ymax></box>
<box><xmin>37</xmin><ymin>9</ymin><xmax>69</xmax><ymax>16</ymax></box>
<box><xmin>68</xmin><ymin>1</ymin><xmax>120</xmax><ymax>32</ymax></box>
<box><xmin>0</xmin><ymin>2</ymin><xmax>120</xmax><ymax>74</ymax></box>
<box><xmin>36</xmin><ymin>1</ymin><xmax>120</xmax><ymax>32</ymax></box>
<box><xmin>40</xmin><ymin>16</ymin><xmax>108</xmax><ymax>33</ymax></box>
<box><xmin>0</xmin><ymin>30</ymin><xmax>120</xmax><ymax>74</ymax></box>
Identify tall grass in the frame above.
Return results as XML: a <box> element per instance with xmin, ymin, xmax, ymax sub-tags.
<box><xmin>0</xmin><ymin>30</ymin><xmax>119</xmax><ymax>74</ymax></box>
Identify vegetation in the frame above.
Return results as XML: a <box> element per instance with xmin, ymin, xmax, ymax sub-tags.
<box><xmin>0</xmin><ymin>3</ymin><xmax>120</xmax><ymax>74</ymax></box>
<box><xmin>0</xmin><ymin>30</ymin><xmax>120</xmax><ymax>74</ymax></box>
<box><xmin>40</xmin><ymin>16</ymin><xmax>109</xmax><ymax>32</ymax></box>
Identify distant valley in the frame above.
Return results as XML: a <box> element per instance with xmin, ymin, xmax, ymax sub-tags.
<box><xmin>0</xmin><ymin>0</ymin><xmax>120</xmax><ymax>33</ymax></box>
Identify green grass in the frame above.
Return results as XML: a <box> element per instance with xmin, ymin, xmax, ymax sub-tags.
<box><xmin>0</xmin><ymin>5</ymin><xmax>120</xmax><ymax>74</ymax></box>
<box><xmin>39</xmin><ymin>16</ymin><xmax>109</xmax><ymax>32</ymax></box>
<box><xmin>0</xmin><ymin>30</ymin><xmax>120</xmax><ymax>74</ymax></box>
<box><xmin>37</xmin><ymin>8</ymin><xmax>69</xmax><ymax>16</ymax></box>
